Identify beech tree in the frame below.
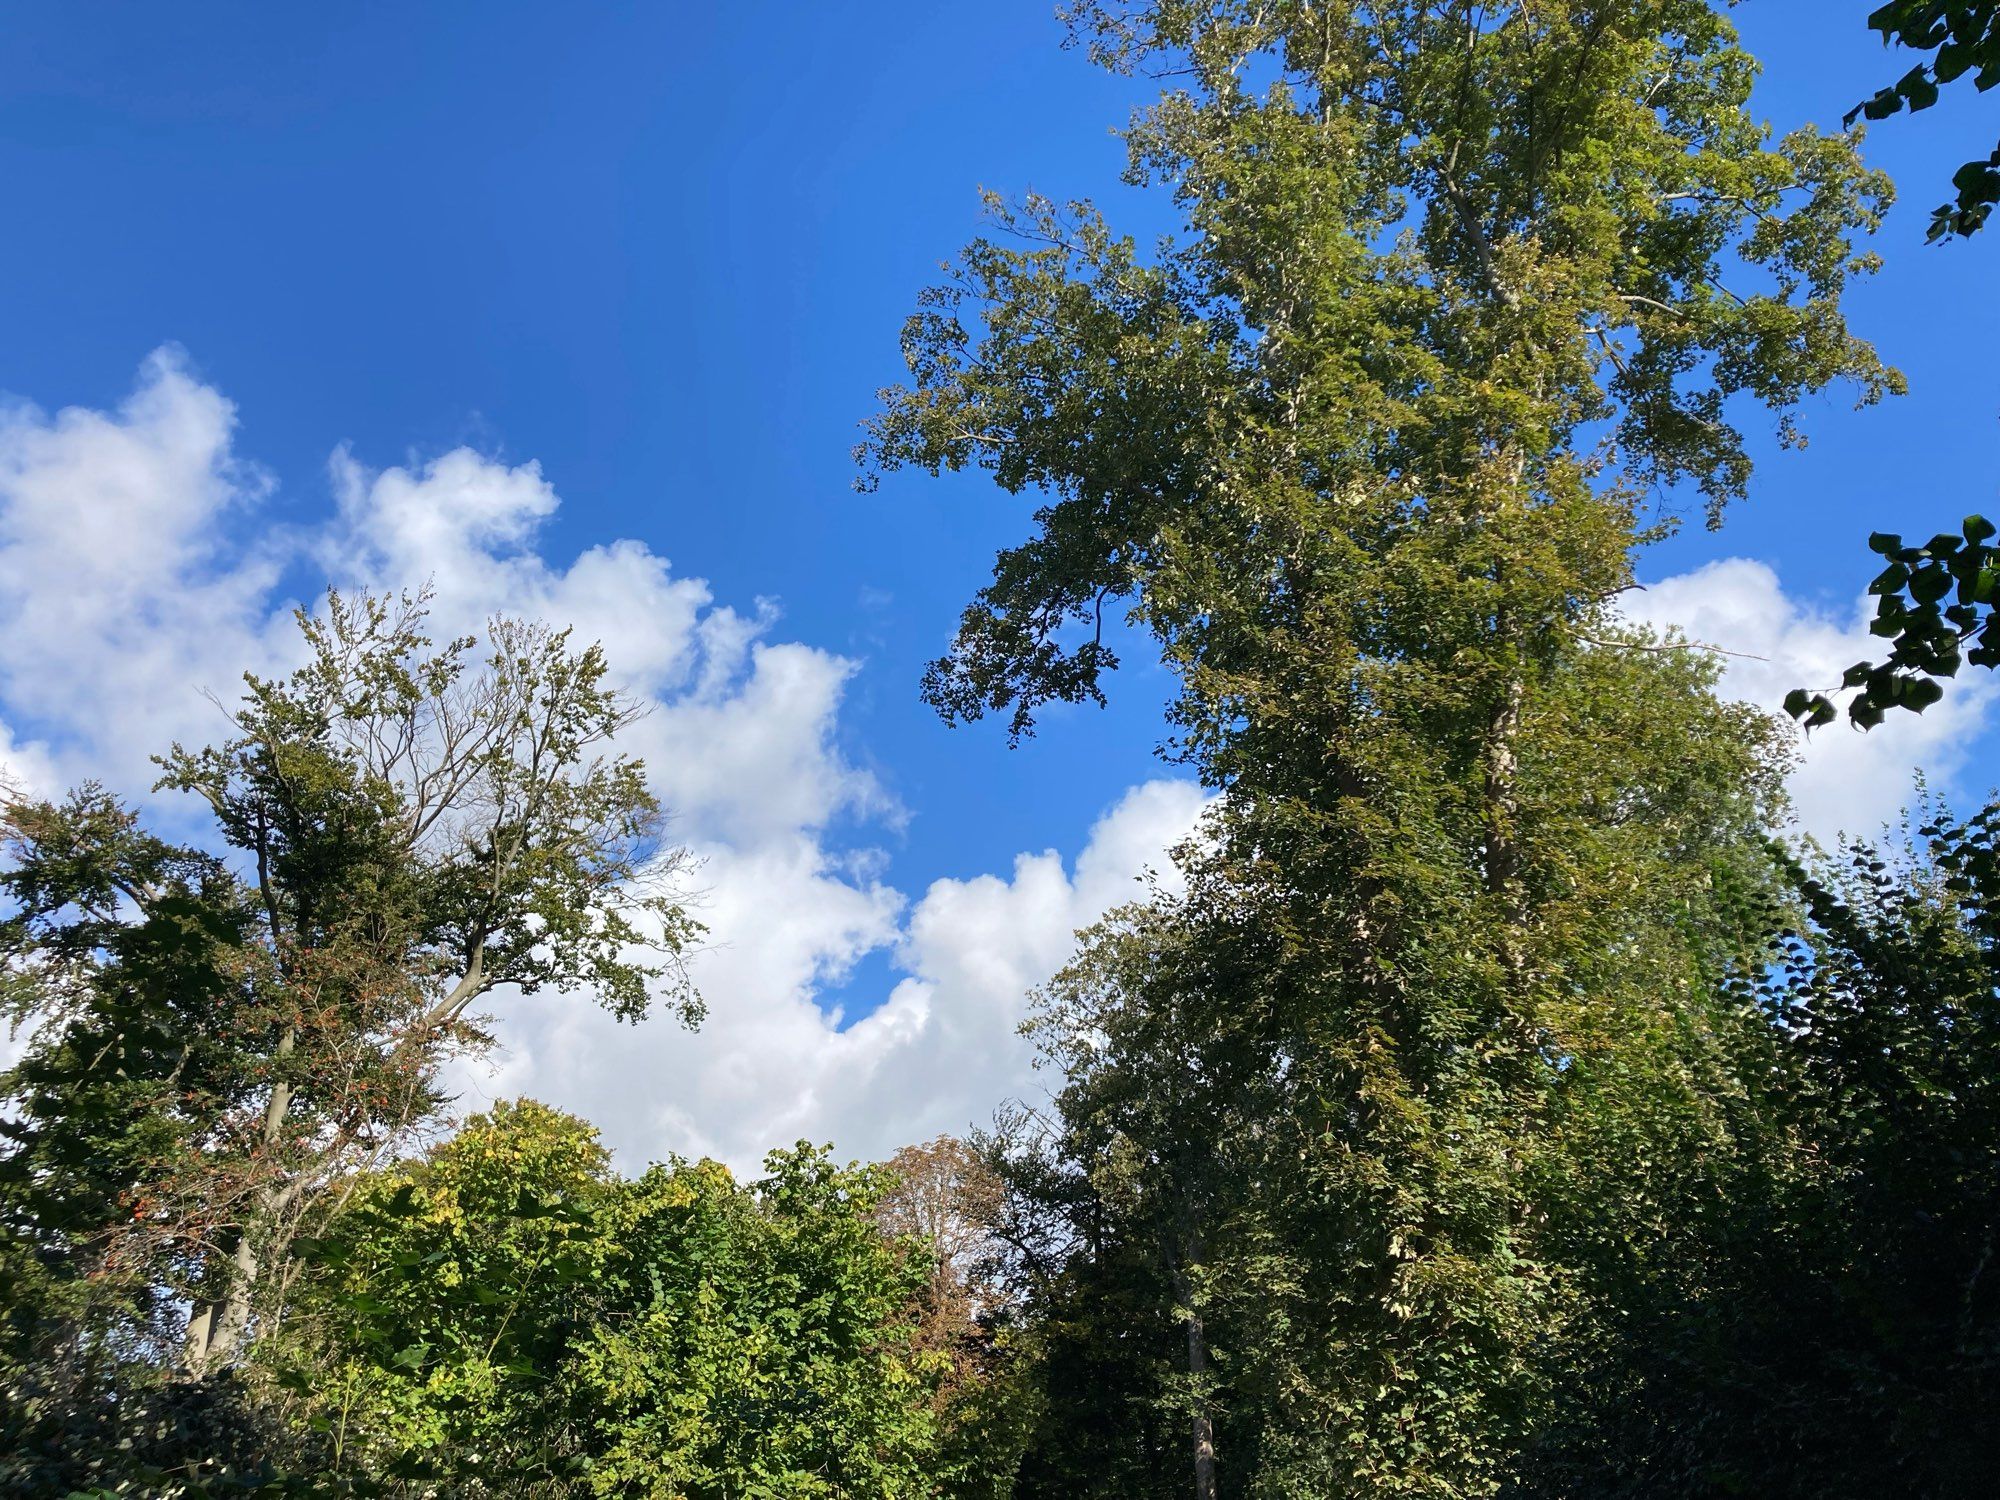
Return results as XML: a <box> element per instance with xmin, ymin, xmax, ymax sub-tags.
<box><xmin>875</xmin><ymin>1135</ymin><xmax>1012</xmax><ymax>1400</ymax></box>
<box><xmin>0</xmin><ymin>590</ymin><xmax>700</xmax><ymax>1452</ymax></box>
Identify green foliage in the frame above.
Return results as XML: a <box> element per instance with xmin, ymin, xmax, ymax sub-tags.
<box><xmin>276</xmin><ymin>1101</ymin><xmax>950</xmax><ymax>1497</ymax></box>
<box><xmin>1793</xmin><ymin>7</ymin><xmax>2000</xmax><ymax>739</ymax></box>
<box><xmin>1750</xmin><ymin>812</ymin><xmax>2000</xmax><ymax>1494</ymax></box>
<box><xmin>1516</xmin><ymin>812</ymin><xmax>2000</xmax><ymax>1497</ymax></box>
<box><xmin>1787</xmin><ymin>513</ymin><xmax>1998</xmax><ymax>728</ymax></box>
<box><xmin>864</xmin><ymin>0</ymin><xmax>1898</xmax><ymax>739</ymax></box>
<box><xmin>153</xmin><ymin>590</ymin><xmax>701</xmax><ymax>1029</ymax></box>
<box><xmin>0</xmin><ymin>790</ymin><xmax>283</xmax><ymax>1494</ymax></box>
<box><xmin>273</xmin><ymin>1099</ymin><xmax>614</xmax><ymax>1487</ymax></box>
<box><xmin>7</xmin><ymin>8</ymin><xmax>1998</xmax><ymax>1495</ymax></box>
<box><xmin>1849</xmin><ymin>1</ymin><xmax>2000</xmax><ymax>239</ymax></box>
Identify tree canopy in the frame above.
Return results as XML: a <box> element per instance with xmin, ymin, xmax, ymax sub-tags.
<box><xmin>0</xmin><ymin>592</ymin><xmax>701</xmax><ymax>1490</ymax></box>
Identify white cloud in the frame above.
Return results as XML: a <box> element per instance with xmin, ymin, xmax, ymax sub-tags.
<box><xmin>0</xmin><ymin>349</ymin><xmax>296</xmax><ymax>794</ymax></box>
<box><xmin>0</xmin><ymin>721</ymin><xmax>60</xmax><ymax>802</ymax></box>
<box><xmin>456</xmin><ymin>779</ymin><xmax>1209</xmax><ymax>1172</ymax></box>
<box><xmin>0</xmin><ymin>349</ymin><xmax>1203</xmax><ymax>1171</ymax></box>
<box><xmin>14</xmin><ymin>358</ymin><xmax>1981</xmax><ymax>1171</ymax></box>
<box><xmin>1629</xmin><ymin>557</ymin><xmax>1998</xmax><ymax>841</ymax></box>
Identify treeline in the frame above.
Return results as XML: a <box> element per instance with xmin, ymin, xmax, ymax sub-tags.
<box><xmin>5</xmin><ymin>1</ymin><xmax>2000</xmax><ymax>1496</ymax></box>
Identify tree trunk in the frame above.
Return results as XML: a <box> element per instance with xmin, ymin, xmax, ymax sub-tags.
<box><xmin>184</xmin><ymin>1229</ymin><xmax>261</xmax><ymax>1375</ymax></box>
<box><xmin>1170</xmin><ymin>1230</ymin><xmax>1219</xmax><ymax>1500</ymax></box>
<box><xmin>183</xmin><ymin>1029</ymin><xmax>298</xmax><ymax>1375</ymax></box>
<box><xmin>182</xmin><ymin>1297</ymin><xmax>216</xmax><ymax>1372</ymax></box>
<box><xmin>1187</xmin><ymin>1303</ymin><xmax>1218</xmax><ymax>1500</ymax></box>
<box><xmin>1483</xmin><ymin>668</ymin><xmax>1525</xmax><ymax>906</ymax></box>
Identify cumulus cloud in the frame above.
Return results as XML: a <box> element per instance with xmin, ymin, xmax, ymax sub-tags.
<box><xmin>0</xmin><ymin>349</ymin><xmax>295</xmax><ymax>794</ymax></box>
<box><xmin>1628</xmin><ymin>557</ymin><xmax>1998</xmax><ymax>842</ymax></box>
<box><xmin>460</xmin><ymin>780</ymin><xmax>1209</xmax><ymax>1171</ymax></box>
<box><xmin>0</xmin><ymin>349</ymin><xmax>1203</xmax><ymax>1171</ymax></box>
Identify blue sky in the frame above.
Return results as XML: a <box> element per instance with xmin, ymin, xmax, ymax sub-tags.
<box><xmin>0</xmin><ymin>1</ymin><xmax>1175</xmax><ymax>872</ymax></box>
<box><xmin>1</xmin><ymin>2</ymin><xmax>1995</xmax><ymax>1165</ymax></box>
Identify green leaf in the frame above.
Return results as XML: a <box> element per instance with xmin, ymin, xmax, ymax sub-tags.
<box><xmin>1898</xmin><ymin>66</ymin><xmax>1941</xmax><ymax>111</ymax></box>
<box><xmin>1911</xmin><ymin>565</ymin><xmax>1954</xmax><ymax>605</ymax></box>
<box><xmin>1903</xmin><ymin>677</ymin><xmax>1946</xmax><ymax>712</ymax></box>
<box><xmin>1869</xmin><ymin>562</ymin><xmax>1911</xmax><ymax>594</ymax></box>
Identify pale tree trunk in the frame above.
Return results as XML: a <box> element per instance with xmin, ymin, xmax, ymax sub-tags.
<box><xmin>1171</xmin><ymin>1231</ymin><xmax>1218</xmax><ymax>1500</ymax></box>
<box><xmin>183</xmin><ymin>1031</ymin><xmax>297</xmax><ymax>1376</ymax></box>
<box><xmin>181</xmin><ymin>1300</ymin><xmax>216</xmax><ymax>1371</ymax></box>
<box><xmin>185</xmin><ymin>1230</ymin><xmax>262</xmax><ymax>1374</ymax></box>
<box><xmin>1187</xmin><ymin>1301</ymin><xmax>1218</xmax><ymax>1500</ymax></box>
<box><xmin>1483</xmin><ymin>666</ymin><xmax>1525</xmax><ymax>910</ymax></box>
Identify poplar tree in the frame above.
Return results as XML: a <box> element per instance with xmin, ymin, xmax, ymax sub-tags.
<box><xmin>864</xmin><ymin>3</ymin><xmax>1898</xmax><ymax>1493</ymax></box>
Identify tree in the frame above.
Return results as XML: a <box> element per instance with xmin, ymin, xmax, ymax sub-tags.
<box><xmin>994</xmin><ymin>902</ymin><xmax>1290</xmax><ymax>1499</ymax></box>
<box><xmin>278</xmin><ymin>1103</ymin><xmax>950</xmax><ymax>1497</ymax></box>
<box><xmin>864</xmin><ymin>2</ymin><xmax>1896</xmax><ymax>1492</ymax></box>
<box><xmin>271</xmin><ymin>1098</ymin><xmax>617</xmax><ymax>1489</ymax></box>
<box><xmin>0</xmin><ymin>589</ymin><xmax>699</xmax><ymax>1415</ymax></box>
<box><xmin>573</xmin><ymin>1146</ymin><xmax>940</xmax><ymax>1499</ymax></box>
<box><xmin>0</xmin><ymin>791</ymin><xmax>302</xmax><ymax>1495</ymax></box>
<box><xmin>876</xmin><ymin>1136</ymin><xmax>1039</xmax><ymax>1500</ymax></box>
<box><xmin>1849</xmin><ymin>0</ymin><xmax>2000</xmax><ymax>240</ymax></box>
<box><xmin>875</xmin><ymin>1135</ymin><xmax>1011</xmax><ymax>1400</ymax></box>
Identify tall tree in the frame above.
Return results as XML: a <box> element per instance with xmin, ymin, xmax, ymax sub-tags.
<box><xmin>865</xmin><ymin>2</ymin><xmax>1896</xmax><ymax>1492</ymax></box>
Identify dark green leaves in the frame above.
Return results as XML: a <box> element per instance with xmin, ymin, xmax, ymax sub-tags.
<box><xmin>1789</xmin><ymin>514</ymin><xmax>1999</xmax><ymax>729</ymax></box>
<box><xmin>1850</xmin><ymin>1</ymin><xmax>2000</xmax><ymax>238</ymax></box>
